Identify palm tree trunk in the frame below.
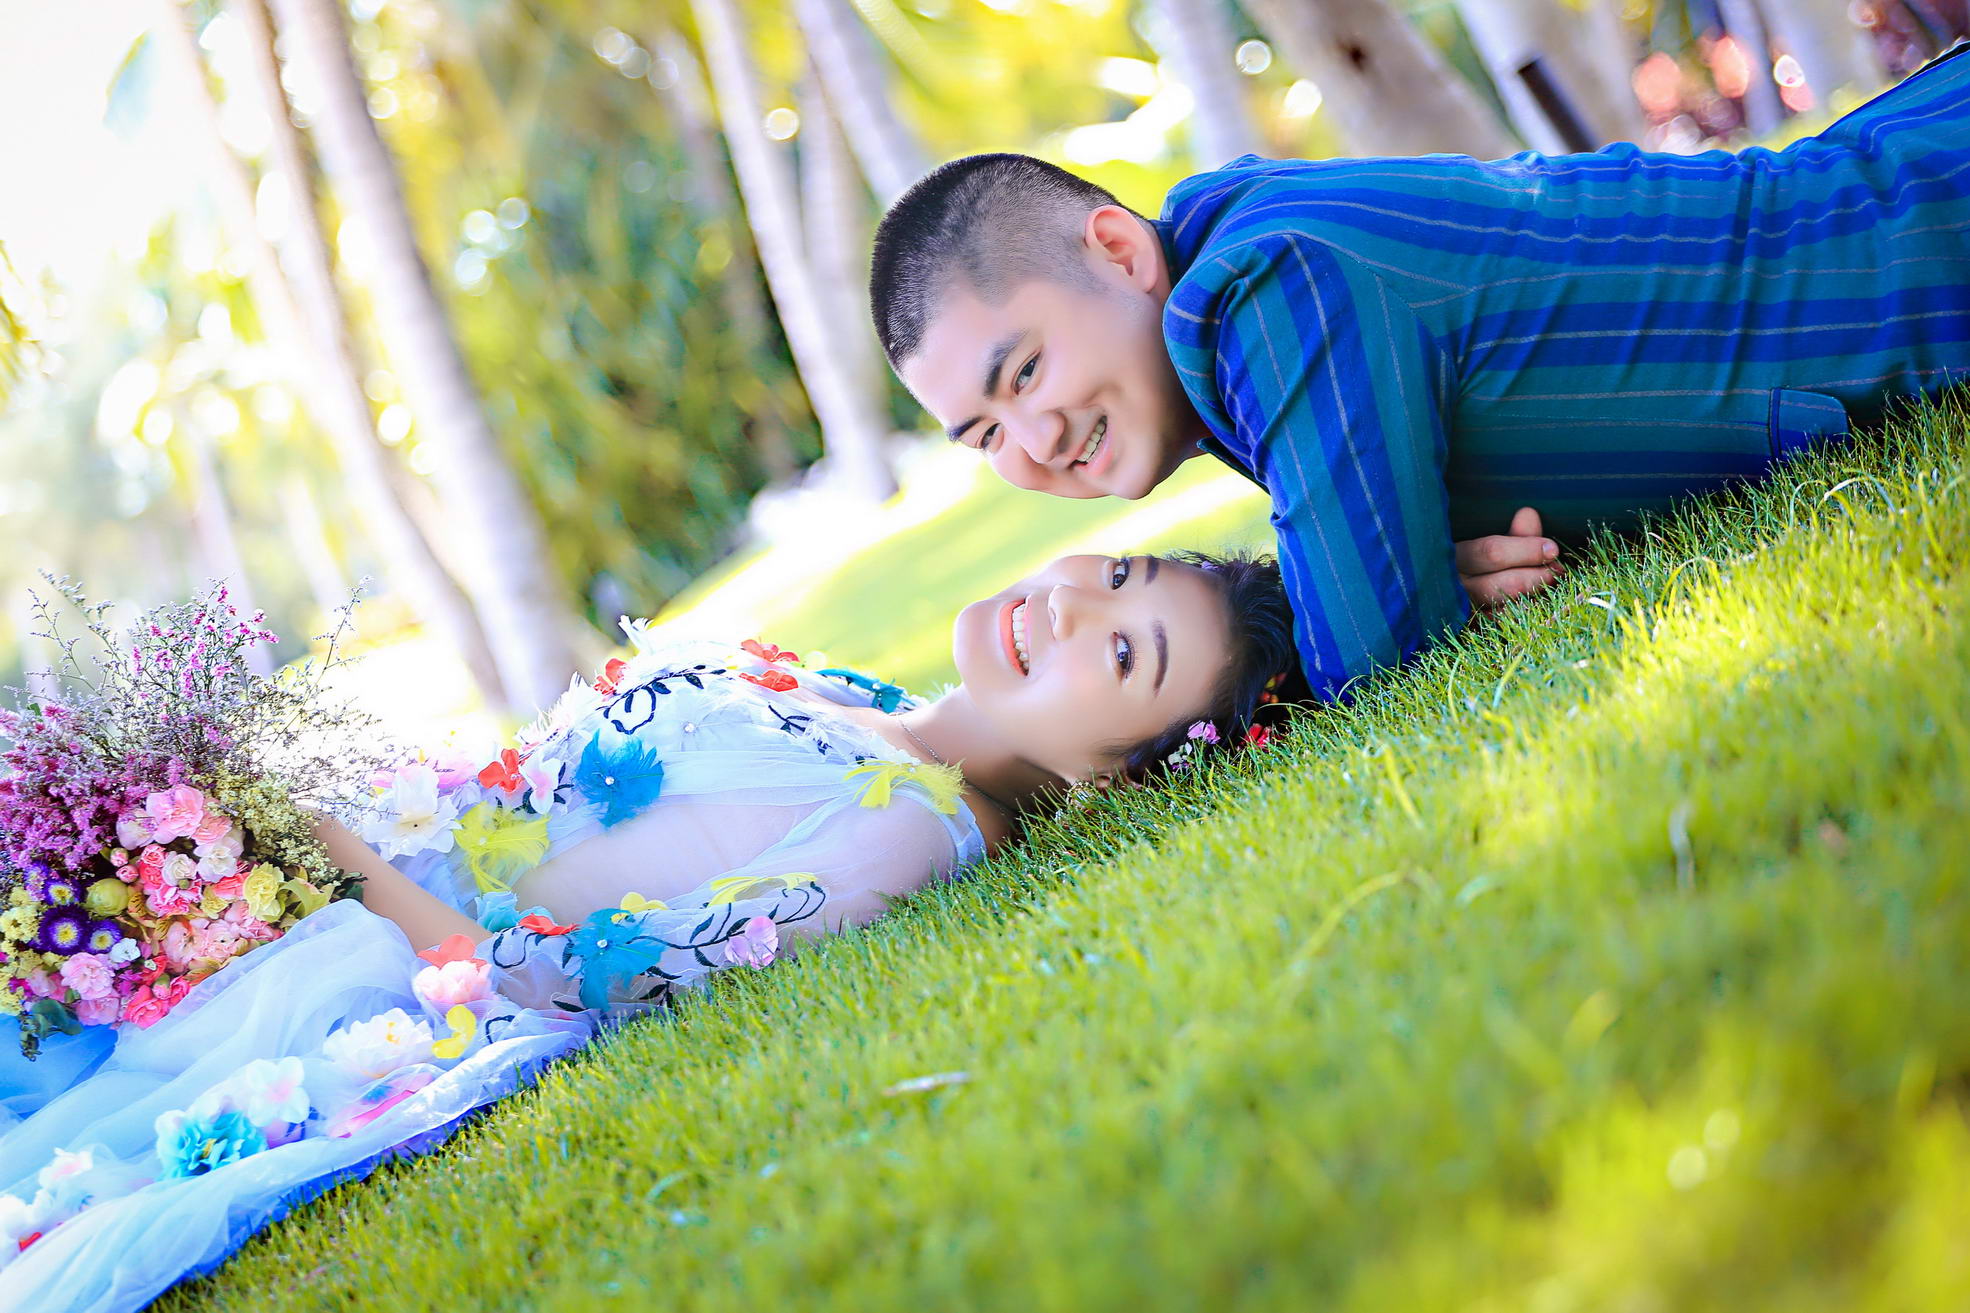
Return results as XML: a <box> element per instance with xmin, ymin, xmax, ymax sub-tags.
<box><xmin>1716</xmin><ymin>0</ymin><xmax>1785</xmax><ymax>137</ymax></box>
<box><xmin>691</xmin><ymin>0</ymin><xmax>896</xmax><ymax>503</ymax></box>
<box><xmin>269</xmin><ymin>0</ymin><xmax>588</xmax><ymax>711</ymax></box>
<box><xmin>1454</xmin><ymin>0</ymin><xmax>1646</xmax><ymax>152</ymax></box>
<box><xmin>1242</xmin><ymin>0</ymin><xmax>1519</xmax><ymax>158</ymax></box>
<box><xmin>181</xmin><ymin>423</ymin><xmax>275</xmax><ymax>676</ymax></box>
<box><xmin>794</xmin><ymin>0</ymin><xmax>929</xmax><ymax>204</ymax></box>
<box><xmin>646</xmin><ymin>21</ymin><xmax>802</xmax><ymax>482</ymax></box>
<box><xmin>798</xmin><ymin>69</ymin><xmax>885</xmax><ymax>410</ymax></box>
<box><xmin>1146</xmin><ymin>0</ymin><xmax>1265</xmax><ymax>168</ymax></box>
<box><xmin>190</xmin><ymin>0</ymin><xmax>509</xmax><ymax>706</ymax></box>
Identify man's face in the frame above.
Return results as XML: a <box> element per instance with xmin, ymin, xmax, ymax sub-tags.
<box><xmin>898</xmin><ymin>214</ymin><xmax>1200</xmax><ymax>501</ymax></box>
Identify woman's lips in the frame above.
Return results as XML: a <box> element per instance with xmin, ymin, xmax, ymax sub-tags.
<box><xmin>998</xmin><ymin>598</ymin><xmax>1025</xmax><ymax>677</ymax></box>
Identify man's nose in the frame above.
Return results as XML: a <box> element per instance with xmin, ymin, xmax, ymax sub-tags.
<box><xmin>1006</xmin><ymin>408</ymin><xmax>1068</xmax><ymax>465</ymax></box>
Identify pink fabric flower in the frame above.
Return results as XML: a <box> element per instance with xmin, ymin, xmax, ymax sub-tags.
<box><xmin>193</xmin><ymin>825</ymin><xmax>244</xmax><ymax>881</ymax></box>
<box><xmin>724</xmin><ymin>915</ymin><xmax>779</xmax><ymax>968</ymax></box>
<box><xmin>75</xmin><ymin>994</ymin><xmax>121</xmax><ymax>1026</ymax></box>
<box><xmin>143</xmin><ymin>786</ymin><xmax>209</xmax><ymax>844</ymax></box>
<box><xmin>412</xmin><ymin>957</ymin><xmax>492</xmax><ymax>1009</ymax></box>
<box><xmin>136</xmin><ymin>844</ymin><xmax>167</xmax><ymax>880</ymax></box>
<box><xmin>58</xmin><ymin>952</ymin><xmax>115</xmax><ymax>1001</ymax></box>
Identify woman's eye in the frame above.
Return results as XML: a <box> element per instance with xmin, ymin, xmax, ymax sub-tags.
<box><xmin>1115</xmin><ymin>633</ymin><xmax>1134</xmax><ymax>677</ymax></box>
<box><xmin>1108</xmin><ymin>558</ymin><xmax>1130</xmax><ymax>589</ymax></box>
<box><xmin>1014</xmin><ymin>355</ymin><xmax>1037</xmax><ymax>391</ymax></box>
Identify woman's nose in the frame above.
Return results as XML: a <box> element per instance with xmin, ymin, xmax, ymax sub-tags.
<box><xmin>1044</xmin><ymin>582</ymin><xmax>1098</xmax><ymax>637</ymax></box>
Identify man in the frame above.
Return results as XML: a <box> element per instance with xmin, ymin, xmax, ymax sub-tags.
<box><xmin>870</xmin><ymin>44</ymin><xmax>1970</xmax><ymax>699</ymax></box>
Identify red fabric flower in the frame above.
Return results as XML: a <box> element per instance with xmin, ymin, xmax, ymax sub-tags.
<box><xmin>741</xmin><ymin>639</ymin><xmax>800</xmax><ymax>664</ymax></box>
<box><xmin>518</xmin><ymin>913</ymin><xmax>577</xmax><ymax>937</ymax></box>
<box><xmin>417</xmin><ymin>932</ymin><xmax>481</xmax><ymax>967</ymax></box>
<box><xmin>593</xmin><ymin>657</ymin><xmax>628</xmax><ymax>695</ymax></box>
<box><xmin>1243</xmin><ymin>723</ymin><xmax>1275</xmax><ymax>749</ymax></box>
<box><xmin>740</xmin><ymin>670</ymin><xmax>799</xmax><ymax>693</ymax></box>
<box><xmin>479</xmin><ymin>747</ymin><xmax>524</xmax><ymax>792</ymax></box>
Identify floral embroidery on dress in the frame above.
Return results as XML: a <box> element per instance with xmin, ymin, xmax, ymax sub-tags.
<box><xmin>845</xmin><ymin>760</ymin><xmax>965</xmax><ymax>815</ymax></box>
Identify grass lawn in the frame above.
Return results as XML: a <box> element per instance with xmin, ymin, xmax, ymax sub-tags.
<box><xmin>162</xmin><ymin>401</ymin><xmax>1970</xmax><ymax>1311</ymax></box>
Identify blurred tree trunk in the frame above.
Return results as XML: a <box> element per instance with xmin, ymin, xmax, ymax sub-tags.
<box><xmin>199</xmin><ymin>0</ymin><xmax>508</xmax><ymax>705</ymax></box>
<box><xmin>1763</xmin><ymin>1</ymin><xmax>1881</xmax><ymax>102</ymax></box>
<box><xmin>1147</xmin><ymin>0</ymin><xmax>1265</xmax><ymax>168</ymax></box>
<box><xmin>1716</xmin><ymin>0</ymin><xmax>1785</xmax><ymax>137</ymax></box>
<box><xmin>798</xmin><ymin>69</ymin><xmax>885</xmax><ymax>411</ymax></box>
<box><xmin>646</xmin><ymin>21</ymin><xmax>801</xmax><ymax>483</ymax></box>
<box><xmin>795</xmin><ymin>0</ymin><xmax>929</xmax><ymax>203</ymax></box>
<box><xmin>692</xmin><ymin>0</ymin><xmax>896</xmax><ymax>503</ymax></box>
<box><xmin>276</xmin><ymin>474</ymin><xmax>353</xmax><ymax>621</ymax></box>
<box><xmin>1454</xmin><ymin>0</ymin><xmax>1646</xmax><ymax>152</ymax></box>
<box><xmin>1242</xmin><ymin>0</ymin><xmax>1518</xmax><ymax>158</ymax></box>
<box><xmin>181</xmin><ymin>424</ymin><xmax>275</xmax><ymax>675</ymax></box>
<box><xmin>269</xmin><ymin>0</ymin><xmax>587</xmax><ymax>711</ymax></box>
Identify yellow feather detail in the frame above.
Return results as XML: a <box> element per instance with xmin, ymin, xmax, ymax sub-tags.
<box><xmin>706</xmin><ymin>871</ymin><xmax>816</xmax><ymax>906</ymax></box>
<box><xmin>455</xmin><ymin>803</ymin><xmax>552</xmax><ymax>895</ymax></box>
<box><xmin>846</xmin><ymin>760</ymin><xmax>964</xmax><ymax>815</ymax></box>
<box><xmin>619</xmin><ymin>892</ymin><xmax>668</xmax><ymax>913</ymax></box>
<box><xmin>431</xmin><ymin>1003</ymin><xmax>477</xmax><ymax>1060</ymax></box>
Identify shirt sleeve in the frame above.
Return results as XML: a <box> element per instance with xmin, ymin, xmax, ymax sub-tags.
<box><xmin>1203</xmin><ymin>234</ymin><xmax>1469</xmax><ymax>698</ymax></box>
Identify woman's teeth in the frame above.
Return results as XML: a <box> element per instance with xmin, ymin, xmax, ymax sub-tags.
<box><xmin>1011</xmin><ymin>601</ymin><xmax>1031</xmax><ymax>673</ymax></box>
<box><xmin>1072</xmin><ymin>417</ymin><xmax>1108</xmax><ymax>468</ymax></box>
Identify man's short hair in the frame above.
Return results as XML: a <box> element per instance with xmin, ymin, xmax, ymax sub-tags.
<box><xmin>869</xmin><ymin>153</ymin><xmax>1128</xmax><ymax>366</ymax></box>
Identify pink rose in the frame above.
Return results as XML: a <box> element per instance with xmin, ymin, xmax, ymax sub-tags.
<box><xmin>58</xmin><ymin>952</ymin><xmax>115</xmax><ymax>1002</ymax></box>
<box><xmin>122</xmin><ymin>986</ymin><xmax>170</xmax><ymax>1028</ymax></box>
<box><xmin>219</xmin><ymin>902</ymin><xmax>276</xmax><ymax>941</ymax></box>
<box><xmin>143</xmin><ymin>786</ymin><xmax>209</xmax><ymax>844</ymax></box>
<box><xmin>21</xmin><ymin>968</ymin><xmax>60</xmax><ymax>1000</ymax></box>
<box><xmin>115</xmin><ymin>812</ymin><xmax>155</xmax><ymax>849</ymax></box>
<box><xmin>136</xmin><ymin>844</ymin><xmax>166</xmax><ymax>879</ymax></box>
<box><xmin>723</xmin><ymin>915</ymin><xmax>779</xmax><ymax>969</ymax></box>
<box><xmin>75</xmin><ymin>994</ymin><xmax>121</xmax><ymax>1026</ymax></box>
<box><xmin>158</xmin><ymin>973</ymin><xmax>194</xmax><ymax>1007</ymax></box>
<box><xmin>210</xmin><ymin>871</ymin><xmax>246</xmax><ymax>902</ymax></box>
<box><xmin>161</xmin><ymin>920</ymin><xmax>200</xmax><ymax>971</ymax></box>
<box><xmin>412</xmin><ymin>957</ymin><xmax>492</xmax><ymax>1009</ymax></box>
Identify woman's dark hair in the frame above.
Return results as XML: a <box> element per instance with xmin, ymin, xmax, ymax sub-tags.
<box><xmin>1110</xmin><ymin>550</ymin><xmax>1306</xmax><ymax>782</ymax></box>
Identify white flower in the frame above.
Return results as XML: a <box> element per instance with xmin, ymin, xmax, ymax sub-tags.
<box><xmin>222</xmin><ymin>1057</ymin><xmax>310</xmax><ymax>1127</ymax></box>
<box><xmin>359</xmin><ymin>763</ymin><xmax>462</xmax><ymax>861</ymax></box>
<box><xmin>520</xmin><ymin>754</ymin><xmax>565</xmax><ymax>814</ymax></box>
<box><xmin>618</xmin><ymin>614</ymin><xmax>662</xmax><ymax>656</ymax></box>
<box><xmin>108</xmin><ymin>938</ymin><xmax>140</xmax><ymax>964</ymax></box>
<box><xmin>36</xmin><ymin>1147</ymin><xmax>93</xmax><ymax>1191</ymax></box>
<box><xmin>160</xmin><ymin>850</ymin><xmax>199</xmax><ymax>890</ymax></box>
<box><xmin>193</xmin><ymin>824</ymin><xmax>246</xmax><ymax>881</ymax></box>
<box><xmin>321</xmin><ymin>1007</ymin><xmax>436</xmax><ymax>1081</ymax></box>
<box><xmin>0</xmin><ymin>1189</ymin><xmax>50</xmax><ymax>1255</ymax></box>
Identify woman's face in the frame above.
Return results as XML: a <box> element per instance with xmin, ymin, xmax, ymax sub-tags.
<box><xmin>953</xmin><ymin>553</ymin><xmax>1230</xmax><ymax>782</ymax></box>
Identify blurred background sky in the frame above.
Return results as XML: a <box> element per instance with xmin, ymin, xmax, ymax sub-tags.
<box><xmin>0</xmin><ymin>0</ymin><xmax>1961</xmax><ymax>741</ymax></box>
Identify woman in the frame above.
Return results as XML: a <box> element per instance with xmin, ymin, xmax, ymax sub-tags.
<box><xmin>0</xmin><ymin>551</ymin><xmax>1297</xmax><ymax>1313</ymax></box>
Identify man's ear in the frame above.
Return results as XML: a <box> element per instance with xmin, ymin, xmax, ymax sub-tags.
<box><xmin>1082</xmin><ymin>205</ymin><xmax>1165</xmax><ymax>295</ymax></box>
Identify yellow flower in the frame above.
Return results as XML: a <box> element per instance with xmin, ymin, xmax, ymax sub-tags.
<box><xmin>454</xmin><ymin>804</ymin><xmax>551</xmax><ymax>894</ymax></box>
<box><xmin>430</xmin><ymin>1003</ymin><xmax>477</xmax><ymax>1060</ymax></box>
<box><xmin>0</xmin><ymin>989</ymin><xmax>18</xmax><ymax>1017</ymax></box>
<box><xmin>242</xmin><ymin>864</ymin><xmax>285</xmax><ymax>922</ymax></box>
<box><xmin>199</xmin><ymin>886</ymin><xmax>228</xmax><ymax>918</ymax></box>
<box><xmin>845</xmin><ymin>759</ymin><xmax>965</xmax><ymax>815</ymax></box>
<box><xmin>84</xmin><ymin>879</ymin><xmax>129</xmax><ymax>917</ymax></box>
<box><xmin>618</xmin><ymin>892</ymin><xmax>668</xmax><ymax>914</ymax></box>
<box><xmin>0</xmin><ymin>906</ymin><xmax>37</xmax><ymax>942</ymax></box>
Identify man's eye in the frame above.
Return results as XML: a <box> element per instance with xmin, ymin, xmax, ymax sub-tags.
<box><xmin>1014</xmin><ymin>355</ymin><xmax>1038</xmax><ymax>391</ymax></box>
<box><xmin>979</xmin><ymin>425</ymin><xmax>1000</xmax><ymax>453</ymax></box>
<box><xmin>1108</xmin><ymin>558</ymin><xmax>1130</xmax><ymax>589</ymax></box>
<box><xmin>1115</xmin><ymin>633</ymin><xmax>1134</xmax><ymax>677</ymax></box>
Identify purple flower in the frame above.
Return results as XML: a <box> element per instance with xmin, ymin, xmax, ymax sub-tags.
<box><xmin>1186</xmin><ymin>721</ymin><xmax>1220</xmax><ymax>745</ymax></box>
<box><xmin>83</xmin><ymin>921</ymin><xmax>122</xmax><ymax>955</ymax></box>
<box><xmin>36</xmin><ymin>906</ymin><xmax>92</xmax><ymax>956</ymax></box>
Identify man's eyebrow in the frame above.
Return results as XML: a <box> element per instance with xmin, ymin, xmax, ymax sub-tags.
<box><xmin>1142</xmin><ymin>555</ymin><xmax>1160</xmax><ymax>585</ymax></box>
<box><xmin>1152</xmin><ymin>618</ymin><xmax>1168</xmax><ymax>695</ymax></box>
<box><xmin>942</xmin><ymin>330</ymin><xmax>1025</xmax><ymax>443</ymax></box>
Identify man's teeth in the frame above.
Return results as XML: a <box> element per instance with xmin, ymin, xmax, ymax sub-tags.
<box><xmin>1073</xmin><ymin>417</ymin><xmax>1108</xmax><ymax>467</ymax></box>
<box><xmin>1011</xmin><ymin>601</ymin><xmax>1031</xmax><ymax>673</ymax></box>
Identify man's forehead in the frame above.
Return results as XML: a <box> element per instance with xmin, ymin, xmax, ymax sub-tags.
<box><xmin>903</xmin><ymin>284</ymin><xmax>1028</xmax><ymax>415</ymax></box>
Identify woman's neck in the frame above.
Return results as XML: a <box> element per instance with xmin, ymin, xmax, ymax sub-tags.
<box><xmin>837</xmin><ymin>685</ymin><xmax>1059</xmax><ymax>851</ymax></box>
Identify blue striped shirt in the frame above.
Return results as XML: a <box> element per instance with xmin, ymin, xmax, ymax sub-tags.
<box><xmin>1158</xmin><ymin>44</ymin><xmax>1970</xmax><ymax>700</ymax></box>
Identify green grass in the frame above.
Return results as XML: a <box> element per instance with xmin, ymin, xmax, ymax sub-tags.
<box><xmin>163</xmin><ymin>402</ymin><xmax>1970</xmax><ymax>1311</ymax></box>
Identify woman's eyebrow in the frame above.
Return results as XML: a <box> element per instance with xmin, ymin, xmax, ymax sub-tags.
<box><xmin>1152</xmin><ymin>619</ymin><xmax>1168</xmax><ymax>693</ymax></box>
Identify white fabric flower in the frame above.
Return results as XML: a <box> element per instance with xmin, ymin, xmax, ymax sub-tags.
<box><xmin>360</xmin><ymin>763</ymin><xmax>462</xmax><ymax>861</ymax></box>
<box><xmin>221</xmin><ymin>1057</ymin><xmax>310</xmax><ymax>1127</ymax></box>
<box><xmin>0</xmin><ymin>1188</ymin><xmax>51</xmax><ymax>1266</ymax></box>
<box><xmin>321</xmin><ymin>1008</ymin><xmax>436</xmax><ymax>1081</ymax></box>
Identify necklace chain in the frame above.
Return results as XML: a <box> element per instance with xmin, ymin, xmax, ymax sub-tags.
<box><xmin>895</xmin><ymin>716</ymin><xmax>947</xmax><ymax>766</ymax></box>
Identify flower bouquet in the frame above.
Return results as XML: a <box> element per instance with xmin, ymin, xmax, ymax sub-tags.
<box><xmin>0</xmin><ymin>581</ymin><xmax>385</xmax><ymax>1057</ymax></box>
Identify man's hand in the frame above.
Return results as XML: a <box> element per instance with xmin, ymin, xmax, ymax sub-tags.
<box><xmin>1456</xmin><ymin>506</ymin><xmax>1562</xmax><ymax>611</ymax></box>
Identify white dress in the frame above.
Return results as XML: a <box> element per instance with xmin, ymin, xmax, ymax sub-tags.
<box><xmin>0</xmin><ymin>634</ymin><xmax>984</xmax><ymax>1313</ymax></box>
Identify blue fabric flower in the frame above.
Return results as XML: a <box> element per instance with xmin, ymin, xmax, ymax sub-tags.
<box><xmin>575</xmin><ymin>732</ymin><xmax>665</xmax><ymax>829</ymax></box>
<box><xmin>568</xmin><ymin>906</ymin><xmax>668</xmax><ymax>1010</ymax></box>
<box><xmin>158</xmin><ymin>1109</ymin><xmax>267</xmax><ymax>1178</ymax></box>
